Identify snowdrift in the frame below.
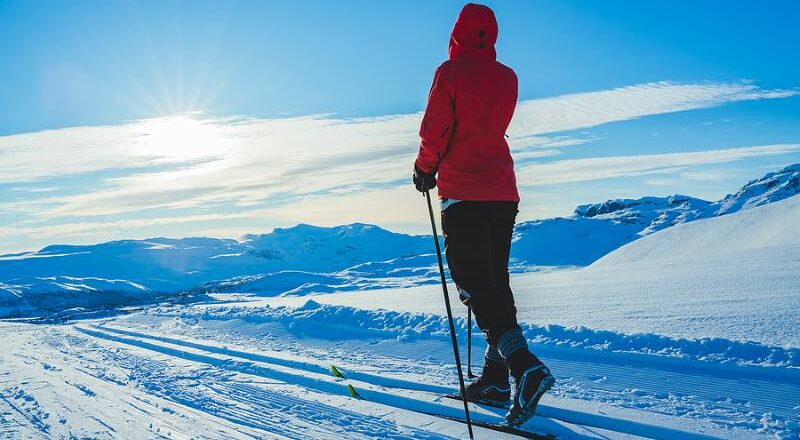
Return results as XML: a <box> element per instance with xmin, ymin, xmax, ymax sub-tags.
<box><xmin>150</xmin><ymin>300</ymin><xmax>800</xmax><ymax>369</ymax></box>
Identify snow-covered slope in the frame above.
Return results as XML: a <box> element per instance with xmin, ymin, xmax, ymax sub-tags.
<box><xmin>0</xmin><ymin>276</ymin><xmax>152</xmax><ymax>319</ymax></box>
<box><xmin>512</xmin><ymin>195</ymin><xmax>710</xmax><ymax>266</ymax></box>
<box><xmin>595</xmin><ymin>193</ymin><xmax>800</xmax><ymax>266</ymax></box>
<box><xmin>512</xmin><ymin>164</ymin><xmax>800</xmax><ymax>266</ymax></box>
<box><xmin>310</xmin><ymin>193</ymin><xmax>800</xmax><ymax>349</ymax></box>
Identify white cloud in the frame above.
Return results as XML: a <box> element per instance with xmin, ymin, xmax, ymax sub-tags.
<box><xmin>680</xmin><ymin>169</ymin><xmax>734</xmax><ymax>182</ymax></box>
<box><xmin>515</xmin><ymin>144</ymin><xmax>800</xmax><ymax>186</ymax></box>
<box><xmin>1</xmin><ymin>81</ymin><xmax>797</xmax><ymax>250</ymax></box>
<box><xmin>513</xmin><ymin>149</ymin><xmax>564</xmax><ymax>160</ymax></box>
<box><xmin>1</xmin><ymin>80</ymin><xmax>792</xmax><ymax>186</ymax></box>
<box><xmin>510</xmin><ymin>81</ymin><xmax>797</xmax><ymax>137</ymax></box>
<box><xmin>7</xmin><ymin>144</ymin><xmax>798</xmax><ymax>244</ymax></box>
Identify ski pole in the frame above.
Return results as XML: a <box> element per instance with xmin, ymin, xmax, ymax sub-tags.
<box><xmin>467</xmin><ymin>305</ymin><xmax>476</xmax><ymax>379</ymax></box>
<box><xmin>424</xmin><ymin>189</ymin><xmax>474</xmax><ymax>439</ymax></box>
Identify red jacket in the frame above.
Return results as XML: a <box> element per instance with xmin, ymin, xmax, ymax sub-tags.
<box><xmin>414</xmin><ymin>3</ymin><xmax>519</xmax><ymax>202</ymax></box>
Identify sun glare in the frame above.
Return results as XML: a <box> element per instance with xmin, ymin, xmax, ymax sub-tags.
<box><xmin>134</xmin><ymin>115</ymin><xmax>230</xmax><ymax>162</ymax></box>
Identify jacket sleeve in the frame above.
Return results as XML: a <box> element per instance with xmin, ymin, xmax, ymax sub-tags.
<box><xmin>414</xmin><ymin>64</ymin><xmax>455</xmax><ymax>174</ymax></box>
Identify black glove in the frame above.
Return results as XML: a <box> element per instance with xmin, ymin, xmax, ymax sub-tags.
<box><xmin>413</xmin><ymin>167</ymin><xmax>437</xmax><ymax>193</ymax></box>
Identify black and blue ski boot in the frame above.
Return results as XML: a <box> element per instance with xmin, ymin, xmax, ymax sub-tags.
<box><xmin>505</xmin><ymin>350</ymin><xmax>555</xmax><ymax>426</ymax></box>
<box><xmin>462</xmin><ymin>357</ymin><xmax>511</xmax><ymax>407</ymax></box>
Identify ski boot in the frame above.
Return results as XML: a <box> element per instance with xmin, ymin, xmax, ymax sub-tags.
<box><xmin>506</xmin><ymin>350</ymin><xmax>555</xmax><ymax>426</ymax></box>
<box><xmin>461</xmin><ymin>358</ymin><xmax>511</xmax><ymax>408</ymax></box>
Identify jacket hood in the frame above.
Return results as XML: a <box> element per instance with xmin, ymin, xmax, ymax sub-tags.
<box><xmin>448</xmin><ymin>3</ymin><xmax>498</xmax><ymax>60</ymax></box>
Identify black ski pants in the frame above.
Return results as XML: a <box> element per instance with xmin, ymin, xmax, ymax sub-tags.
<box><xmin>441</xmin><ymin>201</ymin><xmax>521</xmax><ymax>346</ymax></box>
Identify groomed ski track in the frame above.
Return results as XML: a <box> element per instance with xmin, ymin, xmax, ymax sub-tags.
<box><xmin>74</xmin><ymin>324</ymin><xmax>560</xmax><ymax>439</ymax></box>
<box><xmin>3</xmin><ymin>313</ymin><xmax>796</xmax><ymax>439</ymax></box>
<box><xmin>72</xmin><ymin>322</ymin><xmax>775</xmax><ymax>440</ymax></box>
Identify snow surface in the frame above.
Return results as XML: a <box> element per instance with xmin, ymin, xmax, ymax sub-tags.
<box><xmin>3</xmin><ymin>302</ymin><xmax>797</xmax><ymax>439</ymax></box>
<box><xmin>1</xmin><ymin>166</ymin><xmax>798</xmax><ymax>439</ymax></box>
<box><xmin>594</xmin><ymin>193</ymin><xmax>800</xmax><ymax>265</ymax></box>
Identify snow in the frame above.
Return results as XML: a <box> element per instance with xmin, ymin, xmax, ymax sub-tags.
<box><xmin>595</xmin><ymin>194</ymin><xmax>800</xmax><ymax>265</ymax></box>
<box><xmin>149</xmin><ymin>298</ymin><xmax>800</xmax><ymax>370</ymax></box>
<box><xmin>514</xmin><ymin>164</ymin><xmax>800</xmax><ymax>266</ymax></box>
<box><xmin>3</xmin><ymin>301</ymin><xmax>796</xmax><ymax>439</ymax></box>
<box><xmin>1</xmin><ymin>166</ymin><xmax>799</xmax><ymax>439</ymax></box>
<box><xmin>704</xmin><ymin>163</ymin><xmax>800</xmax><ymax>216</ymax></box>
<box><xmin>298</xmin><ymin>196</ymin><xmax>800</xmax><ymax>349</ymax></box>
<box><xmin>0</xmin><ymin>224</ymin><xmax>434</xmax><ymax>318</ymax></box>
<box><xmin>0</xmin><ymin>276</ymin><xmax>155</xmax><ymax>319</ymax></box>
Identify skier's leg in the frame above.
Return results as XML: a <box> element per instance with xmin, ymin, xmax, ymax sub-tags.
<box><xmin>487</xmin><ymin>201</ymin><xmax>520</xmax><ymax>340</ymax></box>
<box><xmin>442</xmin><ymin>202</ymin><xmax>499</xmax><ymax>332</ymax></box>
<box><xmin>443</xmin><ymin>202</ymin><xmax>512</xmax><ymax>405</ymax></box>
<box><xmin>488</xmin><ymin>201</ymin><xmax>540</xmax><ymax>363</ymax></box>
<box><xmin>487</xmin><ymin>201</ymin><xmax>555</xmax><ymax>426</ymax></box>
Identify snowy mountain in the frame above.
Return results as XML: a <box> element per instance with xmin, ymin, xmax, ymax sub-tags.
<box><xmin>1</xmin><ymin>165</ymin><xmax>798</xmax><ymax>318</ymax></box>
<box><xmin>701</xmin><ymin>163</ymin><xmax>800</xmax><ymax>216</ymax></box>
<box><xmin>512</xmin><ymin>195</ymin><xmax>710</xmax><ymax>266</ymax></box>
<box><xmin>512</xmin><ymin>163</ymin><xmax>800</xmax><ymax>266</ymax></box>
<box><xmin>240</xmin><ymin>223</ymin><xmax>430</xmax><ymax>270</ymax></box>
<box><xmin>0</xmin><ymin>224</ymin><xmax>432</xmax><ymax>317</ymax></box>
<box><xmin>594</xmin><ymin>191</ymin><xmax>800</xmax><ymax>266</ymax></box>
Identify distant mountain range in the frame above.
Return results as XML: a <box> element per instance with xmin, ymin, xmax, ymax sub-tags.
<box><xmin>1</xmin><ymin>164</ymin><xmax>798</xmax><ymax>318</ymax></box>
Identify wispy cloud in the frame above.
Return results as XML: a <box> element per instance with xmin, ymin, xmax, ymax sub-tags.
<box><xmin>510</xmin><ymin>81</ymin><xmax>797</xmax><ymax>137</ymax></box>
<box><xmin>2</xmin><ymin>81</ymin><xmax>793</xmax><ymax>185</ymax></box>
<box><xmin>515</xmin><ymin>144</ymin><xmax>800</xmax><ymax>186</ymax></box>
<box><xmin>20</xmin><ymin>143</ymin><xmax>795</xmax><ymax>243</ymax></box>
<box><xmin>1</xmin><ymin>81</ymin><xmax>797</xmax><ymax>250</ymax></box>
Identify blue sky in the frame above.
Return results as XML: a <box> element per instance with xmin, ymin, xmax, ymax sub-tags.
<box><xmin>1</xmin><ymin>1</ymin><xmax>799</xmax><ymax>253</ymax></box>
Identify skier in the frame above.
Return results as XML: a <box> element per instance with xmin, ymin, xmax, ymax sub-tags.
<box><xmin>412</xmin><ymin>3</ymin><xmax>555</xmax><ymax>427</ymax></box>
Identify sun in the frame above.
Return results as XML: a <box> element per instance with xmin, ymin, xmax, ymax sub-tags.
<box><xmin>134</xmin><ymin>115</ymin><xmax>230</xmax><ymax>162</ymax></box>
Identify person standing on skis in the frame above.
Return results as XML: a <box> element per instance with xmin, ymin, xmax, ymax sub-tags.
<box><xmin>412</xmin><ymin>3</ymin><xmax>555</xmax><ymax>426</ymax></box>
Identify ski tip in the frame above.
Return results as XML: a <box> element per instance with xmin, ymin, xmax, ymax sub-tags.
<box><xmin>330</xmin><ymin>365</ymin><xmax>346</xmax><ymax>379</ymax></box>
<box><xmin>346</xmin><ymin>384</ymin><xmax>362</xmax><ymax>399</ymax></box>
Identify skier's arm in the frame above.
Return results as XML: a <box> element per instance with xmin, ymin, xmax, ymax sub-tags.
<box><xmin>414</xmin><ymin>64</ymin><xmax>455</xmax><ymax>174</ymax></box>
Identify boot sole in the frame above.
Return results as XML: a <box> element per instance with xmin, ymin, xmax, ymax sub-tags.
<box><xmin>445</xmin><ymin>393</ymin><xmax>510</xmax><ymax>409</ymax></box>
<box><xmin>506</xmin><ymin>373</ymin><xmax>555</xmax><ymax>427</ymax></box>
<box><xmin>466</xmin><ymin>396</ymin><xmax>511</xmax><ymax>409</ymax></box>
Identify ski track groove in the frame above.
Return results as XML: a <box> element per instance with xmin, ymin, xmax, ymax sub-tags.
<box><xmin>74</xmin><ymin>324</ymin><xmax>558</xmax><ymax>439</ymax></box>
<box><xmin>34</xmin><ymin>329</ymin><xmax>271</xmax><ymax>440</ymax></box>
<box><xmin>50</xmin><ymin>324</ymin><xmax>468</xmax><ymax>440</ymax></box>
<box><xmin>80</xmin><ymin>323</ymin><xmax>740</xmax><ymax>440</ymax></box>
<box><xmin>0</xmin><ymin>391</ymin><xmax>50</xmax><ymax>437</ymax></box>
